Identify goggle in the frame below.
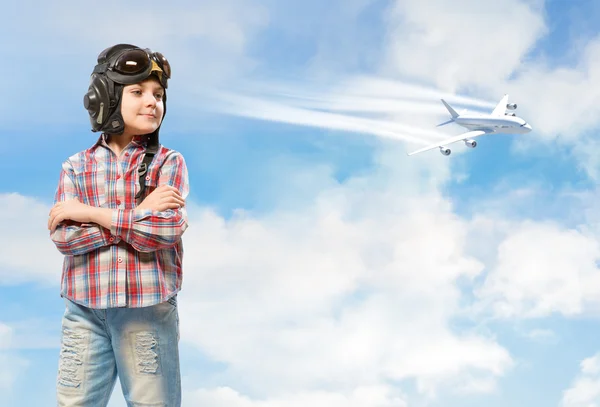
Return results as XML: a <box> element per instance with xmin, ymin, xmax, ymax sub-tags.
<box><xmin>93</xmin><ymin>47</ymin><xmax>171</xmax><ymax>88</ymax></box>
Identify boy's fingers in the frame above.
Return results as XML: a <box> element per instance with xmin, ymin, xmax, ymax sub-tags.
<box><xmin>159</xmin><ymin>185</ymin><xmax>180</xmax><ymax>194</ymax></box>
<box><xmin>50</xmin><ymin>215</ymin><xmax>59</xmax><ymax>232</ymax></box>
<box><xmin>48</xmin><ymin>209</ymin><xmax>58</xmax><ymax>230</ymax></box>
<box><xmin>48</xmin><ymin>203</ymin><xmax>59</xmax><ymax>217</ymax></box>
<box><xmin>170</xmin><ymin>196</ymin><xmax>185</xmax><ymax>207</ymax></box>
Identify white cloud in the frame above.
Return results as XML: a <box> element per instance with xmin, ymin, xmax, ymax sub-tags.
<box><xmin>0</xmin><ymin>323</ymin><xmax>11</xmax><ymax>351</ymax></box>
<box><xmin>562</xmin><ymin>353</ymin><xmax>600</xmax><ymax>407</ymax></box>
<box><xmin>0</xmin><ymin>193</ymin><xmax>63</xmax><ymax>285</ymax></box>
<box><xmin>0</xmin><ymin>322</ymin><xmax>29</xmax><ymax>392</ymax></box>
<box><xmin>582</xmin><ymin>355</ymin><xmax>600</xmax><ymax>375</ymax></box>
<box><xmin>3</xmin><ymin>318</ymin><xmax>61</xmax><ymax>350</ymax></box>
<box><xmin>46</xmin><ymin>0</ymin><xmax>269</xmax><ymax>85</ymax></box>
<box><xmin>5</xmin><ymin>0</ymin><xmax>268</xmax><ymax>69</ymax></box>
<box><xmin>172</xmin><ymin>146</ymin><xmax>511</xmax><ymax>402</ymax></box>
<box><xmin>502</xmin><ymin>36</ymin><xmax>600</xmax><ymax>141</ymax></box>
<box><xmin>475</xmin><ymin>221</ymin><xmax>600</xmax><ymax>319</ymax></box>
<box><xmin>381</xmin><ymin>0</ymin><xmax>547</xmax><ymax>92</ymax></box>
<box><xmin>524</xmin><ymin>328</ymin><xmax>556</xmax><ymax>343</ymax></box>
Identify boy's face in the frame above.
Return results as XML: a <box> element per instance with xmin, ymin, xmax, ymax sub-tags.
<box><xmin>120</xmin><ymin>77</ymin><xmax>165</xmax><ymax>136</ymax></box>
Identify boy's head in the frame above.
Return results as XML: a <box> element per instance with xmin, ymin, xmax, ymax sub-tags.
<box><xmin>83</xmin><ymin>44</ymin><xmax>171</xmax><ymax>139</ymax></box>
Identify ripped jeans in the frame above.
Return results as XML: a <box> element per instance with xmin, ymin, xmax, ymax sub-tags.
<box><xmin>56</xmin><ymin>297</ymin><xmax>181</xmax><ymax>407</ymax></box>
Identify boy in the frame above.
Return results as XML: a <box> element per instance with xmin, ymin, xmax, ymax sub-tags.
<box><xmin>48</xmin><ymin>44</ymin><xmax>189</xmax><ymax>406</ymax></box>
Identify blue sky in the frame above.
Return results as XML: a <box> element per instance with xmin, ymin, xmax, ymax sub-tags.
<box><xmin>3</xmin><ymin>0</ymin><xmax>600</xmax><ymax>406</ymax></box>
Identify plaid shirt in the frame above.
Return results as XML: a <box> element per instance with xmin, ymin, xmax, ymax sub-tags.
<box><xmin>50</xmin><ymin>134</ymin><xmax>189</xmax><ymax>309</ymax></box>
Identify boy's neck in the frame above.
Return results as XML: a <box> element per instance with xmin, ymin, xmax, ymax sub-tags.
<box><xmin>106</xmin><ymin>133</ymin><xmax>135</xmax><ymax>157</ymax></box>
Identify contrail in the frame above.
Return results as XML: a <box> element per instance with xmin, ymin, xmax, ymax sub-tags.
<box><xmin>268</xmin><ymin>94</ymin><xmax>452</xmax><ymax>116</ymax></box>
<box><xmin>336</xmin><ymin>76</ymin><xmax>497</xmax><ymax>109</ymax></box>
<box><xmin>198</xmin><ymin>75</ymin><xmax>497</xmax><ymax>146</ymax></box>
<box><xmin>238</xmin><ymin>75</ymin><xmax>496</xmax><ymax>111</ymax></box>
<box><xmin>211</xmin><ymin>92</ymin><xmax>446</xmax><ymax>145</ymax></box>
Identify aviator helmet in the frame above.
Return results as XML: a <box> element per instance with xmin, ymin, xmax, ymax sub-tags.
<box><xmin>83</xmin><ymin>43</ymin><xmax>171</xmax><ymax>141</ymax></box>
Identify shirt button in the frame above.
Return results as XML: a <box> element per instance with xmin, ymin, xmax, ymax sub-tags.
<box><xmin>125</xmin><ymin>152</ymin><xmax>130</xmax><ymax>156</ymax></box>
<box><xmin>109</xmin><ymin>236</ymin><xmax>115</xmax><ymax>242</ymax></box>
<box><xmin>116</xmin><ymin>199</ymin><xmax>121</xmax><ymax>205</ymax></box>
<box><xmin>117</xmin><ymin>257</ymin><xmax>123</xmax><ymax>263</ymax></box>
<box><xmin>116</xmin><ymin>174</ymin><xmax>121</xmax><ymax>179</ymax></box>
<box><xmin>145</xmin><ymin>176</ymin><xmax>151</xmax><ymax>181</ymax></box>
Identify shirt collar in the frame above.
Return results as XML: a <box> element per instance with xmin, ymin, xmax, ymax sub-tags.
<box><xmin>93</xmin><ymin>133</ymin><xmax>149</xmax><ymax>149</ymax></box>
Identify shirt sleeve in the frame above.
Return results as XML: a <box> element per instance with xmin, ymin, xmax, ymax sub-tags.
<box><xmin>50</xmin><ymin>160</ymin><xmax>111</xmax><ymax>256</ymax></box>
<box><xmin>111</xmin><ymin>151</ymin><xmax>189</xmax><ymax>253</ymax></box>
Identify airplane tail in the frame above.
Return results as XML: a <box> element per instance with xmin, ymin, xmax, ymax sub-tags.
<box><xmin>441</xmin><ymin>99</ymin><xmax>459</xmax><ymax>118</ymax></box>
<box><xmin>437</xmin><ymin>99</ymin><xmax>459</xmax><ymax>127</ymax></box>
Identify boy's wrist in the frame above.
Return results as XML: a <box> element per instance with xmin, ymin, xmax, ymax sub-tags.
<box><xmin>87</xmin><ymin>206</ymin><xmax>113</xmax><ymax>230</ymax></box>
<box><xmin>84</xmin><ymin>205</ymin><xmax>93</xmax><ymax>223</ymax></box>
<box><xmin>86</xmin><ymin>205</ymin><xmax>98</xmax><ymax>223</ymax></box>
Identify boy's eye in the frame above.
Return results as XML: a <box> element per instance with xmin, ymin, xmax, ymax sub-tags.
<box><xmin>155</xmin><ymin>93</ymin><xmax>164</xmax><ymax>100</ymax></box>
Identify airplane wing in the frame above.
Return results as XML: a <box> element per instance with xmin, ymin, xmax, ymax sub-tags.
<box><xmin>491</xmin><ymin>94</ymin><xmax>509</xmax><ymax>116</ymax></box>
<box><xmin>407</xmin><ymin>130</ymin><xmax>489</xmax><ymax>156</ymax></box>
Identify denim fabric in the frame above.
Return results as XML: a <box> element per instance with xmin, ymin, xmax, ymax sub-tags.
<box><xmin>56</xmin><ymin>296</ymin><xmax>180</xmax><ymax>406</ymax></box>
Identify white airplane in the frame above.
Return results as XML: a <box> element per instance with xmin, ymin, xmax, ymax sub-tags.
<box><xmin>408</xmin><ymin>94</ymin><xmax>532</xmax><ymax>156</ymax></box>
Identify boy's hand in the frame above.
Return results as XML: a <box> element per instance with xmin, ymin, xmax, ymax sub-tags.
<box><xmin>136</xmin><ymin>185</ymin><xmax>185</xmax><ymax>212</ymax></box>
<box><xmin>48</xmin><ymin>199</ymin><xmax>92</xmax><ymax>232</ymax></box>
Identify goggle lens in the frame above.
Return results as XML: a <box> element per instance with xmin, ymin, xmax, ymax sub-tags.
<box><xmin>152</xmin><ymin>52</ymin><xmax>171</xmax><ymax>78</ymax></box>
<box><xmin>113</xmin><ymin>49</ymin><xmax>151</xmax><ymax>75</ymax></box>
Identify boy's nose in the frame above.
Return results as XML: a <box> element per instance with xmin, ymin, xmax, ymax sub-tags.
<box><xmin>145</xmin><ymin>95</ymin><xmax>157</xmax><ymax>106</ymax></box>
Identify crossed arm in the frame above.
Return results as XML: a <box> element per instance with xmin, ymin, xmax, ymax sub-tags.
<box><xmin>49</xmin><ymin>153</ymin><xmax>189</xmax><ymax>255</ymax></box>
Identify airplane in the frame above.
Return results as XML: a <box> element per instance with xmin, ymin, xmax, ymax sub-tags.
<box><xmin>407</xmin><ymin>94</ymin><xmax>532</xmax><ymax>156</ymax></box>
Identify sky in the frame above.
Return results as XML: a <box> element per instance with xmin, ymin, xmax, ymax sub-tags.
<box><xmin>3</xmin><ymin>0</ymin><xmax>600</xmax><ymax>406</ymax></box>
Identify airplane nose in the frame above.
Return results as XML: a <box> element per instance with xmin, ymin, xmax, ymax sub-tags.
<box><xmin>525</xmin><ymin>123</ymin><xmax>532</xmax><ymax>131</ymax></box>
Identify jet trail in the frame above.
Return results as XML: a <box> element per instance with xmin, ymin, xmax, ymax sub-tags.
<box><xmin>213</xmin><ymin>92</ymin><xmax>443</xmax><ymax>145</ymax></box>
<box><xmin>200</xmin><ymin>75</ymin><xmax>497</xmax><ymax>146</ymax></box>
<box><xmin>245</xmin><ymin>75</ymin><xmax>496</xmax><ymax>111</ymax></box>
<box><xmin>336</xmin><ymin>76</ymin><xmax>497</xmax><ymax>109</ymax></box>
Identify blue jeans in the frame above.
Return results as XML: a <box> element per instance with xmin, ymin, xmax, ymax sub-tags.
<box><xmin>56</xmin><ymin>297</ymin><xmax>181</xmax><ymax>406</ymax></box>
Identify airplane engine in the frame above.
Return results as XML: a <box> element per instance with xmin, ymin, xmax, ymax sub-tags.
<box><xmin>506</xmin><ymin>103</ymin><xmax>517</xmax><ymax>110</ymax></box>
<box><xmin>464</xmin><ymin>139</ymin><xmax>477</xmax><ymax>148</ymax></box>
<box><xmin>439</xmin><ymin>146</ymin><xmax>451</xmax><ymax>156</ymax></box>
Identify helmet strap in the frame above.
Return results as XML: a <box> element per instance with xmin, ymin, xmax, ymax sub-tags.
<box><xmin>135</xmin><ymin>130</ymin><xmax>160</xmax><ymax>202</ymax></box>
